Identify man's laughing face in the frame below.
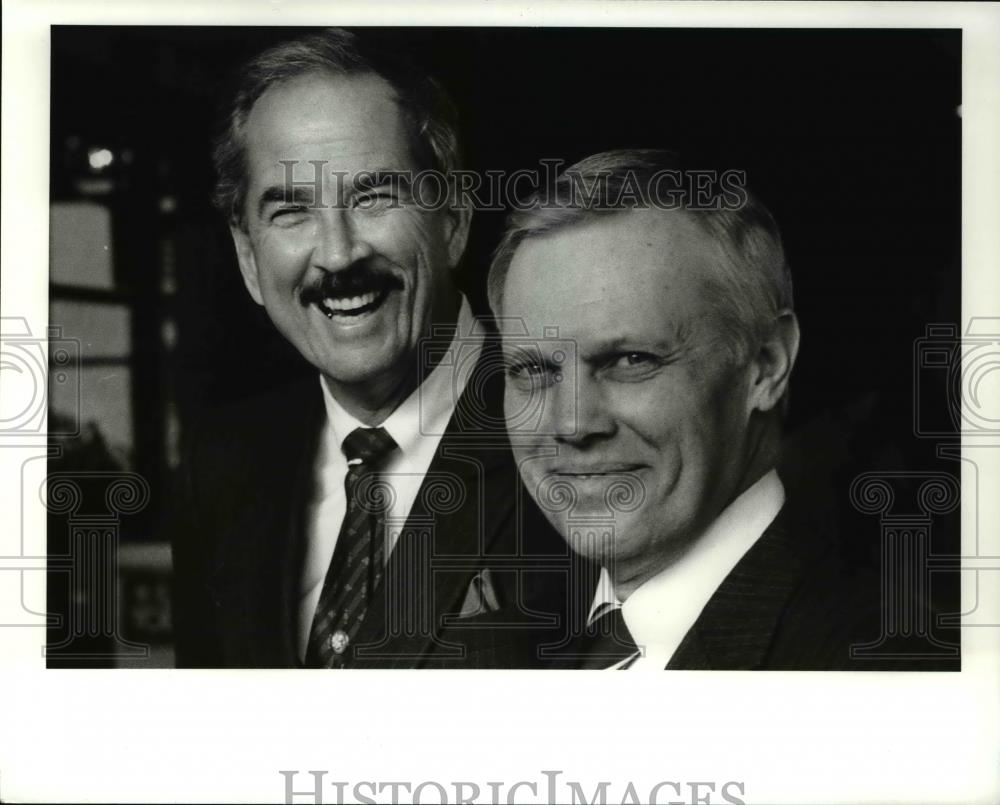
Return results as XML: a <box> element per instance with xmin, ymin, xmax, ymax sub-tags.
<box><xmin>230</xmin><ymin>71</ymin><xmax>468</xmax><ymax>399</ymax></box>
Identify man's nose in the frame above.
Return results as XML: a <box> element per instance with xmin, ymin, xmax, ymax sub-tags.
<box><xmin>311</xmin><ymin>208</ymin><xmax>374</xmax><ymax>272</ymax></box>
<box><xmin>548</xmin><ymin>373</ymin><xmax>616</xmax><ymax>446</ymax></box>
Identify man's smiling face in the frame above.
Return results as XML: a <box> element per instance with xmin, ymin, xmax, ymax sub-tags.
<box><xmin>502</xmin><ymin>209</ymin><xmax>758</xmax><ymax>585</ymax></box>
<box><xmin>230</xmin><ymin>71</ymin><xmax>468</xmax><ymax>402</ymax></box>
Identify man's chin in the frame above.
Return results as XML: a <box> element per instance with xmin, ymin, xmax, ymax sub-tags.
<box><xmin>535</xmin><ymin>511</ymin><xmax>618</xmax><ymax>562</ymax></box>
<box><xmin>543</xmin><ymin>512</ymin><xmax>646</xmax><ymax>565</ymax></box>
<box><xmin>312</xmin><ymin>338</ymin><xmax>422</xmax><ymax>399</ymax></box>
<box><xmin>565</xmin><ymin>529</ymin><xmax>618</xmax><ymax>563</ymax></box>
<box><xmin>317</xmin><ymin>356</ymin><xmax>396</xmax><ymax>388</ymax></box>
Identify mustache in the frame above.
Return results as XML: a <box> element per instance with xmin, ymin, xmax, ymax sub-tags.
<box><xmin>299</xmin><ymin>263</ymin><xmax>403</xmax><ymax>307</ymax></box>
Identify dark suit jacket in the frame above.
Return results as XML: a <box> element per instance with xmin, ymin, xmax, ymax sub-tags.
<box><xmin>169</xmin><ymin>337</ymin><xmax>572</xmax><ymax>668</ymax></box>
<box><xmin>442</xmin><ymin>490</ymin><xmax>961</xmax><ymax>671</ymax></box>
<box><xmin>662</xmin><ymin>497</ymin><xmax>960</xmax><ymax>670</ymax></box>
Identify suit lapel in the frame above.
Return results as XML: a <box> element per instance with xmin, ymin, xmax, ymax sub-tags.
<box><xmin>666</xmin><ymin>504</ymin><xmax>807</xmax><ymax>670</ymax></box>
<box><xmin>352</xmin><ymin>336</ymin><xmax>519</xmax><ymax>667</ymax></box>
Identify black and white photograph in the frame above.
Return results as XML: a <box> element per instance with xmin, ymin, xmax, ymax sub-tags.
<box><xmin>1</xmin><ymin>2</ymin><xmax>998</xmax><ymax>804</ymax></box>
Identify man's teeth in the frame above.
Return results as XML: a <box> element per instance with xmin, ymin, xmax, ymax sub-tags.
<box><xmin>327</xmin><ymin>291</ymin><xmax>378</xmax><ymax>311</ymax></box>
<box><xmin>317</xmin><ymin>290</ymin><xmax>381</xmax><ymax>316</ymax></box>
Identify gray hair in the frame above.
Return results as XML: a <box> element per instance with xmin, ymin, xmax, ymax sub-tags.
<box><xmin>487</xmin><ymin>149</ymin><xmax>793</xmax><ymax>367</ymax></box>
<box><xmin>213</xmin><ymin>28</ymin><xmax>462</xmax><ymax>229</ymax></box>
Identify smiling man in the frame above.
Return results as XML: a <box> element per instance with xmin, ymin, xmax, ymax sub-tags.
<box><xmin>227</xmin><ymin>69</ymin><xmax>466</xmax><ymax>424</ymax></box>
<box><xmin>487</xmin><ymin>149</ymin><xmax>947</xmax><ymax>670</ymax></box>
<box><xmin>170</xmin><ymin>29</ymin><xmax>566</xmax><ymax>668</ymax></box>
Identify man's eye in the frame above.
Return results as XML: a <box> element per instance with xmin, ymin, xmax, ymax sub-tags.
<box><xmin>506</xmin><ymin>362</ymin><xmax>542</xmax><ymax>379</ymax></box>
<box><xmin>271</xmin><ymin>206</ymin><xmax>309</xmax><ymax>225</ymax></box>
<box><xmin>604</xmin><ymin>352</ymin><xmax>663</xmax><ymax>380</ymax></box>
<box><xmin>616</xmin><ymin>352</ymin><xmax>656</xmax><ymax>367</ymax></box>
<box><xmin>505</xmin><ymin>361</ymin><xmax>557</xmax><ymax>387</ymax></box>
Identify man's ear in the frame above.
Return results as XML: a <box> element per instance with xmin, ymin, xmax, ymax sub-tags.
<box><xmin>747</xmin><ymin>309</ymin><xmax>800</xmax><ymax>414</ymax></box>
<box><xmin>230</xmin><ymin>224</ymin><xmax>264</xmax><ymax>306</ymax></box>
<box><xmin>442</xmin><ymin>200</ymin><xmax>472</xmax><ymax>270</ymax></box>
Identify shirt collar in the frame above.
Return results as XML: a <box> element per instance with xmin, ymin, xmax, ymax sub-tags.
<box><xmin>587</xmin><ymin>567</ymin><xmax>621</xmax><ymax>624</ymax></box>
<box><xmin>319</xmin><ymin>297</ymin><xmax>482</xmax><ymax>459</ymax></box>
<box><xmin>588</xmin><ymin>470</ymin><xmax>785</xmax><ymax>653</ymax></box>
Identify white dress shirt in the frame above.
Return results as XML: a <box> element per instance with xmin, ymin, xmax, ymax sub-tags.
<box><xmin>587</xmin><ymin>469</ymin><xmax>785</xmax><ymax>670</ymax></box>
<box><xmin>297</xmin><ymin>299</ymin><xmax>484</xmax><ymax>659</ymax></box>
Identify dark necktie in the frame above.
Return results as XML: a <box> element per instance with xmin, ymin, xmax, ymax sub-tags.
<box><xmin>579</xmin><ymin>602</ymin><xmax>642</xmax><ymax>670</ymax></box>
<box><xmin>305</xmin><ymin>426</ymin><xmax>398</xmax><ymax>668</ymax></box>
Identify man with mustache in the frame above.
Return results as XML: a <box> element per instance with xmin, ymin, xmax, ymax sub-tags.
<box><xmin>484</xmin><ymin>149</ymin><xmax>957</xmax><ymax>670</ymax></box>
<box><xmin>170</xmin><ymin>29</ymin><xmax>567</xmax><ymax>668</ymax></box>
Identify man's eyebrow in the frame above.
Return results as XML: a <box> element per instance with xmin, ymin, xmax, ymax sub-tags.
<box><xmin>353</xmin><ymin>169</ymin><xmax>412</xmax><ymax>191</ymax></box>
<box><xmin>582</xmin><ymin>331</ymin><xmax>689</xmax><ymax>360</ymax></box>
<box><xmin>500</xmin><ymin>343</ymin><xmax>560</xmax><ymax>367</ymax></box>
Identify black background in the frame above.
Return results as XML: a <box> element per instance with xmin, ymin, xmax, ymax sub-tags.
<box><xmin>49</xmin><ymin>25</ymin><xmax>961</xmax><ymax>550</ymax></box>
<box><xmin>47</xmin><ymin>26</ymin><xmax>962</xmax><ymax>665</ymax></box>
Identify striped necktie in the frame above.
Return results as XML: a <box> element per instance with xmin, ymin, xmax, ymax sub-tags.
<box><xmin>305</xmin><ymin>426</ymin><xmax>398</xmax><ymax>668</ymax></box>
<box><xmin>579</xmin><ymin>602</ymin><xmax>642</xmax><ymax>670</ymax></box>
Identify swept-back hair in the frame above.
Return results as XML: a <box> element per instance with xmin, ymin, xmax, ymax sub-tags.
<box><xmin>213</xmin><ymin>28</ymin><xmax>462</xmax><ymax>229</ymax></box>
<box><xmin>488</xmin><ymin>148</ymin><xmax>793</xmax><ymax>367</ymax></box>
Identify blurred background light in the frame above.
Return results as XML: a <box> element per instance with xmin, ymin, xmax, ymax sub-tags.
<box><xmin>87</xmin><ymin>147</ymin><xmax>114</xmax><ymax>170</ymax></box>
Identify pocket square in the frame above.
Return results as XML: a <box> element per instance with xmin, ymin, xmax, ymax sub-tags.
<box><xmin>457</xmin><ymin>568</ymin><xmax>502</xmax><ymax>618</ymax></box>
